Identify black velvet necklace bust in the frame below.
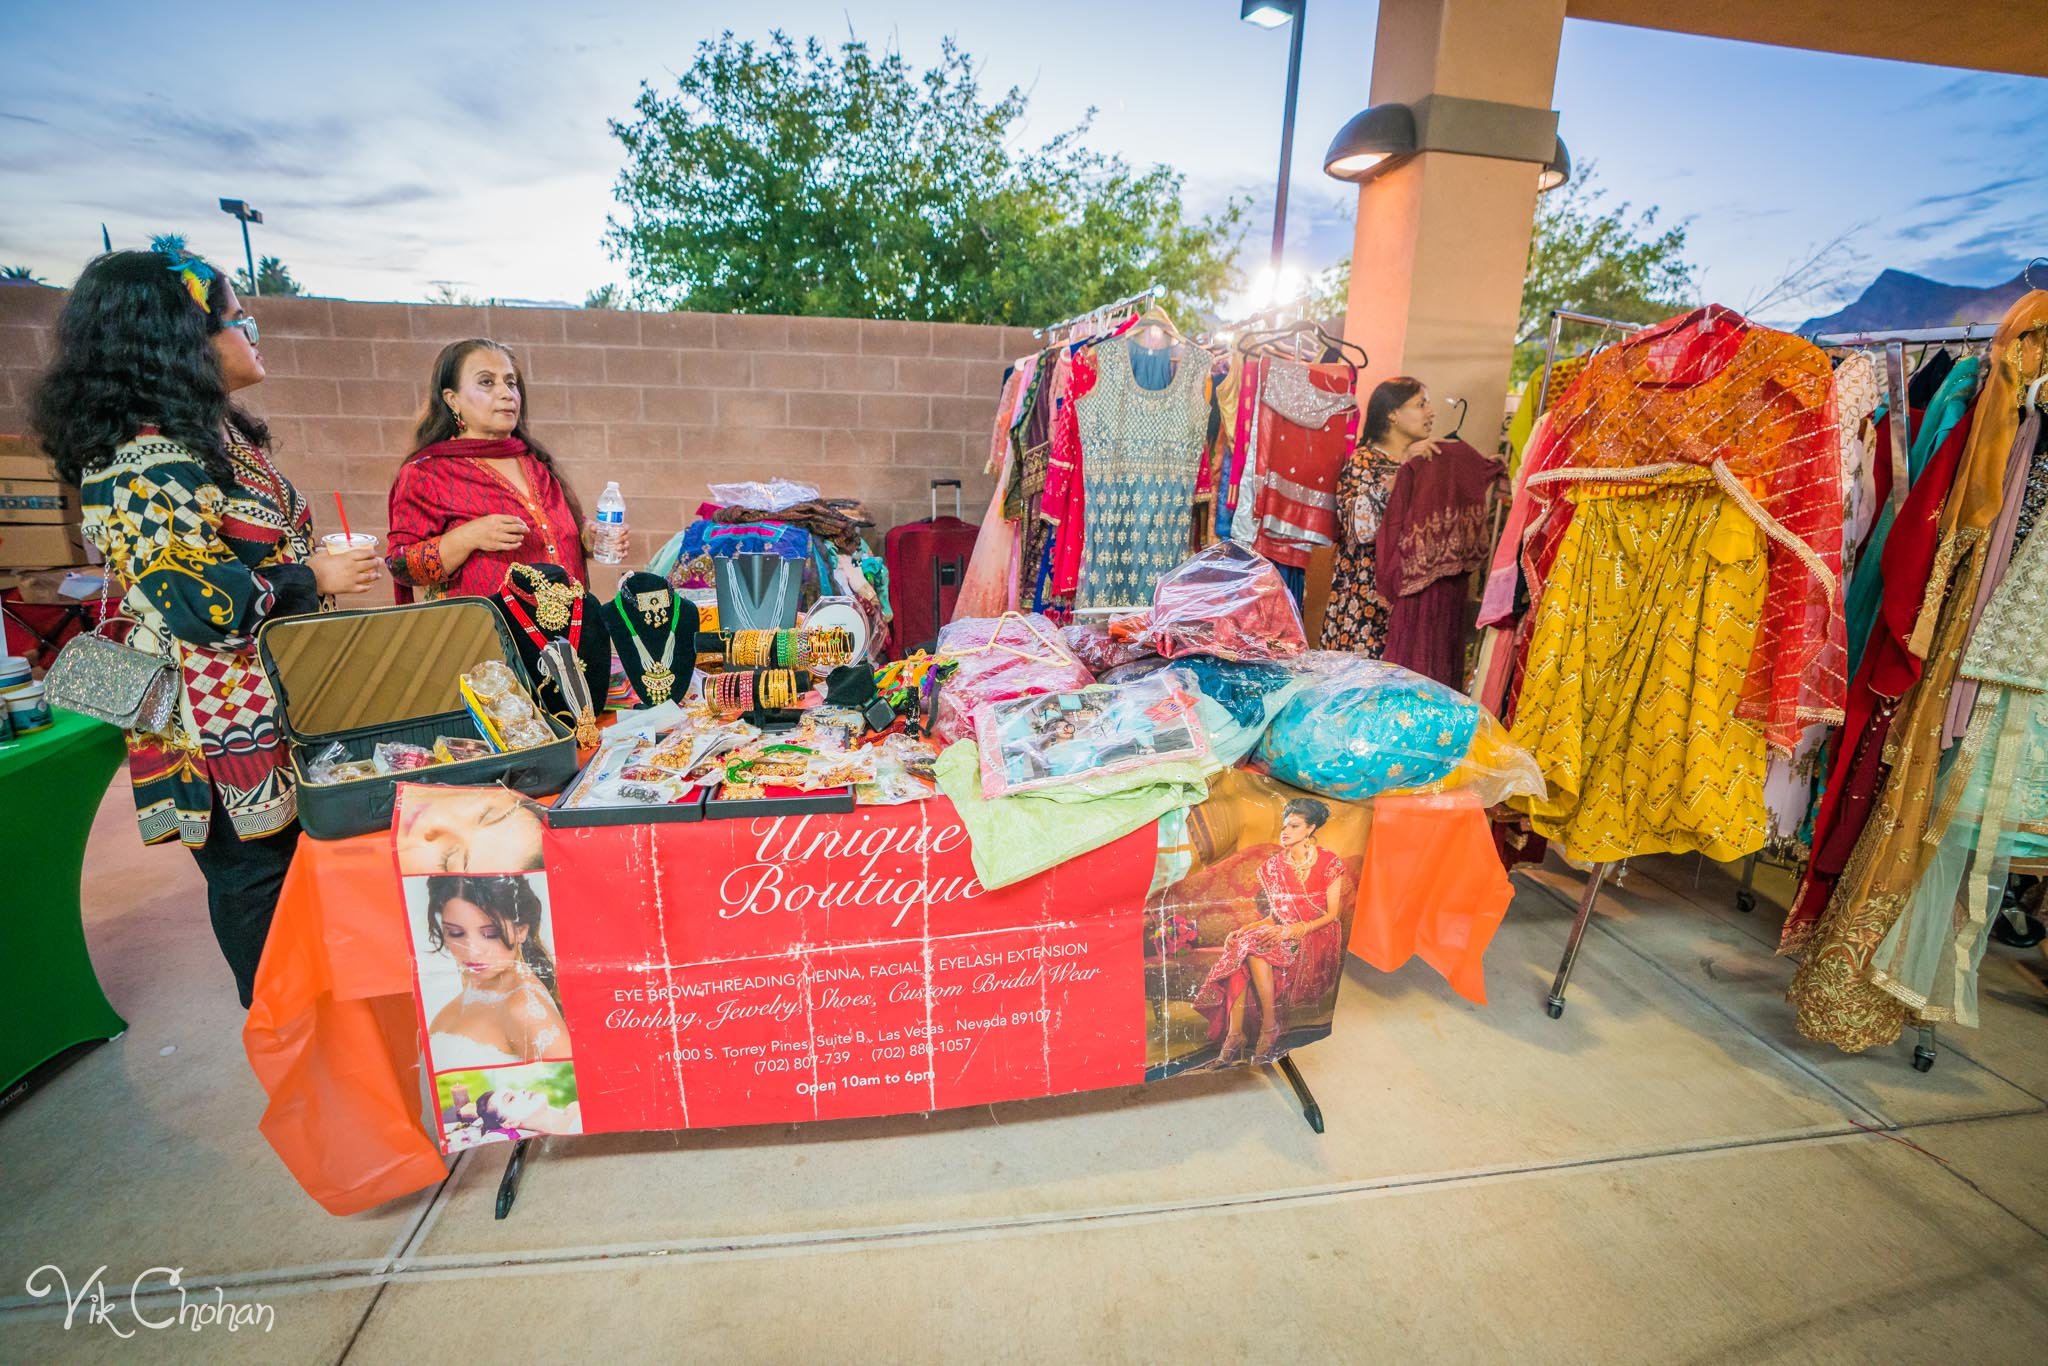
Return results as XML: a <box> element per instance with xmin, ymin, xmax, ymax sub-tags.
<box><xmin>605</xmin><ymin>571</ymin><xmax>698</xmax><ymax>708</ymax></box>
<box><xmin>494</xmin><ymin>562</ymin><xmax>613</xmax><ymax>721</ymax></box>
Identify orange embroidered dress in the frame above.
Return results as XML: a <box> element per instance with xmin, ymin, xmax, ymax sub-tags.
<box><xmin>1506</xmin><ymin>308</ymin><xmax>1844</xmax><ymax>861</ymax></box>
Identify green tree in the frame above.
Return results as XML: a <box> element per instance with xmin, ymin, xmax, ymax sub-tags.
<box><xmin>1514</xmin><ymin>164</ymin><xmax>1695</xmax><ymax>379</ymax></box>
<box><xmin>1</xmin><ymin>264</ymin><xmax>45</xmax><ymax>283</ymax></box>
<box><xmin>583</xmin><ymin>283</ymin><xmax>626</xmax><ymax>310</ymax></box>
<box><xmin>604</xmin><ymin>32</ymin><xmax>1245</xmax><ymax>325</ymax></box>
<box><xmin>234</xmin><ymin>255</ymin><xmax>307</xmax><ymax>297</ymax></box>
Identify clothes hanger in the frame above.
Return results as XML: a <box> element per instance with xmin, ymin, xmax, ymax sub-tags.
<box><xmin>1131</xmin><ymin>301</ymin><xmax>1188</xmax><ymax>352</ymax></box>
<box><xmin>1440</xmin><ymin>397</ymin><xmax>1469</xmax><ymax>441</ymax></box>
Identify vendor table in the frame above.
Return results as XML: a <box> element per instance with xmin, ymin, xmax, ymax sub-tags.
<box><xmin>0</xmin><ymin>708</ymin><xmax>127</xmax><ymax>1101</ymax></box>
<box><xmin>246</xmin><ymin>788</ymin><xmax>1512</xmax><ymax>1216</ymax></box>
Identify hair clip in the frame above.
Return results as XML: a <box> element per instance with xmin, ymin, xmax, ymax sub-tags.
<box><xmin>149</xmin><ymin>234</ymin><xmax>214</xmax><ymax>311</ymax></box>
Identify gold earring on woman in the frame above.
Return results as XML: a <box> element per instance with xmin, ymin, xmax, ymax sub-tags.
<box><xmin>452</xmin><ymin>407</ymin><xmax>465</xmax><ymax>432</ymax></box>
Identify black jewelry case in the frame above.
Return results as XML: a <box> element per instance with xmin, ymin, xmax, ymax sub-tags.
<box><xmin>257</xmin><ymin>598</ymin><xmax>579</xmax><ymax>840</ymax></box>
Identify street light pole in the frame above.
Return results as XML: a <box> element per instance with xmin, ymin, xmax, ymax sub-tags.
<box><xmin>1269</xmin><ymin>0</ymin><xmax>1306</xmax><ymax>273</ymax></box>
<box><xmin>218</xmin><ymin>199</ymin><xmax>264</xmax><ymax>294</ymax></box>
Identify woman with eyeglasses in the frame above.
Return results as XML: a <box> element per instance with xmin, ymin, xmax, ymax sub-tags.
<box><xmin>29</xmin><ymin>240</ymin><xmax>381</xmax><ymax>1007</ymax></box>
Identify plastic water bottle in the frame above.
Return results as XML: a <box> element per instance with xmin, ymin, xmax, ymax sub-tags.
<box><xmin>593</xmin><ymin>481</ymin><xmax>628</xmax><ymax>565</ymax></box>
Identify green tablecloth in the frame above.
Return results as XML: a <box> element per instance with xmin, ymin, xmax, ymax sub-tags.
<box><xmin>0</xmin><ymin>707</ymin><xmax>126</xmax><ymax>1096</ymax></box>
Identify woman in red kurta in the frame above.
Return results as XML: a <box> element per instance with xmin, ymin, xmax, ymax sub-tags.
<box><xmin>386</xmin><ymin>339</ymin><xmax>588</xmax><ymax>601</ymax></box>
<box><xmin>1191</xmin><ymin>797</ymin><xmax>1349</xmax><ymax>1065</ymax></box>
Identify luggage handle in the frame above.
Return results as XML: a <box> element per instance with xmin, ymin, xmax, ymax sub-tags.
<box><xmin>930</xmin><ymin>478</ymin><xmax>962</xmax><ymax>521</ymax></box>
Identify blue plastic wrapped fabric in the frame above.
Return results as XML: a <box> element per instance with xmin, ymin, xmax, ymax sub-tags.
<box><xmin>1259</xmin><ymin>659</ymin><xmax>1483</xmax><ymax>800</ymax></box>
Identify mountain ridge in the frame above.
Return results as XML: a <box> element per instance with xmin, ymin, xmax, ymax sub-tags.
<box><xmin>1799</xmin><ymin>266</ymin><xmax>2033</xmax><ymax>335</ymax></box>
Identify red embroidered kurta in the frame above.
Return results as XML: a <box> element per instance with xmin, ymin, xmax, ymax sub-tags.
<box><xmin>1251</xmin><ymin>362</ymin><xmax>1357</xmax><ymax>570</ymax></box>
<box><xmin>1782</xmin><ymin>408</ymin><xmax>1976</xmax><ymax>944</ymax></box>
<box><xmin>1044</xmin><ymin>345</ymin><xmax>1101</xmax><ymax>599</ymax></box>
<box><xmin>1376</xmin><ymin>439</ymin><xmax>1504</xmax><ymax>688</ymax></box>
<box><xmin>386</xmin><ymin>439</ymin><xmax>586</xmax><ymax>601</ymax></box>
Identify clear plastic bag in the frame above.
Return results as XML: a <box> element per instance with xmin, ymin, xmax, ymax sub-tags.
<box><xmin>1062</xmin><ymin>620</ymin><xmax>1154</xmax><ymax>674</ymax></box>
<box><xmin>931</xmin><ymin>613</ymin><xmax>1095</xmax><ymax>747</ymax></box>
<box><xmin>1257</xmin><ymin>656</ymin><xmax>1543</xmax><ymax>805</ymax></box>
<box><xmin>1148</xmin><ymin>542</ymin><xmax>1306</xmax><ymax>663</ymax></box>
<box><xmin>499</xmin><ymin>716</ymin><xmax>556</xmax><ymax>750</ymax></box>
<box><xmin>463</xmin><ymin>659</ymin><xmax>521</xmax><ymax>702</ymax></box>
<box><xmin>974</xmin><ymin>669</ymin><xmax>1210</xmax><ymax>799</ymax></box>
<box><xmin>434</xmin><ymin>736</ymin><xmax>494</xmax><ymax>764</ymax></box>
<box><xmin>856</xmin><ymin>734</ymin><xmax>941</xmax><ymax>805</ymax></box>
<box><xmin>707</xmin><ymin>478</ymin><xmax>820</xmax><ymax>512</ymax></box>
<box><xmin>373</xmin><ymin>741</ymin><xmax>437</xmax><ymax>774</ymax></box>
<box><xmin>307</xmin><ymin>740</ymin><xmax>349</xmax><ymax>784</ymax></box>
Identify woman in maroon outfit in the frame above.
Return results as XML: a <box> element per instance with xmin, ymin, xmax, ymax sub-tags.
<box><xmin>386</xmin><ymin>339</ymin><xmax>588</xmax><ymax>601</ymax></box>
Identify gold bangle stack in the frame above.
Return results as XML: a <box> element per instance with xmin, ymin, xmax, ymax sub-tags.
<box><xmin>758</xmin><ymin>668</ymin><xmax>797</xmax><ymax>711</ymax></box>
<box><xmin>731</xmin><ymin>629</ymin><xmax>776</xmax><ymax>669</ymax></box>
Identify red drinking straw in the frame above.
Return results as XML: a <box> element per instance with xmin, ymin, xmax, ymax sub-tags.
<box><xmin>333</xmin><ymin>492</ymin><xmax>352</xmax><ymax>542</ymax></box>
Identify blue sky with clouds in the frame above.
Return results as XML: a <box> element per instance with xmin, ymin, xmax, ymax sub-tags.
<box><xmin>2</xmin><ymin>1</ymin><xmax>2043</xmax><ymax>317</ymax></box>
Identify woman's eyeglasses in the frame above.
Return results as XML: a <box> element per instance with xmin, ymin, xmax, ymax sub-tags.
<box><xmin>223</xmin><ymin>316</ymin><xmax>261</xmax><ymax>346</ymax></box>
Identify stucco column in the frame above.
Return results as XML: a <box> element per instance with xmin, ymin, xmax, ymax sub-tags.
<box><xmin>1343</xmin><ymin>0</ymin><xmax>1567</xmax><ymax>449</ymax></box>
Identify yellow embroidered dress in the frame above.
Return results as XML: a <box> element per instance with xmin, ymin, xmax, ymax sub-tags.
<box><xmin>1505</xmin><ymin>309</ymin><xmax>1843</xmax><ymax>861</ymax></box>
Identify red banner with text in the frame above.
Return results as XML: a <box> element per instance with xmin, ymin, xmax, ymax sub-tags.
<box><xmin>394</xmin><ymin>769</ymin><xmax>1366</xmax><ymax>1154</ymax></box>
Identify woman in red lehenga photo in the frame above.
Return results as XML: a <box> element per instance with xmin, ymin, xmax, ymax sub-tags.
<box><xmin>1192</xmin><ymin>797</ymin><xmax>1350</xmax><ymax>1065</ymax></box>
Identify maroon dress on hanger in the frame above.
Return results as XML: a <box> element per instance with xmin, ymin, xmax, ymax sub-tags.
<box><xmin>1374</xmin><ymin>439</ymin><xmax>1504</xmax><ymax>690</ymax></box>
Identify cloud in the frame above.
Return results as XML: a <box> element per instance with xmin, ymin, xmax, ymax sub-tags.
<box><xmin>1909</xmin><ymin>175</ymin><xmax>2040</xmax><ymax>210</ymax></box>
<box><xmin>1910</xmin><ymin>246</ymin><xmax>2025</xmax><ymax>285</ymax></box>
<box><xmin>0</xmin><ymin>109</ymin><xmax>50</xmax><ymax>125</ymax></box>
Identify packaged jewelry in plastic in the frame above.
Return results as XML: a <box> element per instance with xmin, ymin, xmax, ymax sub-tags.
<box><xmin>973</xmin><ymin>670</ymin><xmax>1210</xmax><ymax>799</ymax></box>
<box><xmin>306</xmin><ymin>740</ymin><xmax>381</xmax><ymax>785</ymax></box>
<box><xmin>463</xmin><ymin>659</ymin><xmax>521</xmax><ymax>702</ymax></box>
<box><xmin>373</xmin><ymin>741</ymin><xmax>438</xmax><ymax>774</ymax></box>
<box><xmin>498</xmin><ymin>716</ymin><xmax>556</xmax><ymax>750</ymax></box>
<box><xmin>434</xmin><ymin>735</ymin><xmax>495</xmax><ymax>764</ymax></box>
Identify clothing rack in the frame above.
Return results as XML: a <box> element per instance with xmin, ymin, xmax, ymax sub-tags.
<box><xmin>1809</xmin><ymin>324</ymin><xmax>2007</xmax><ymax>522</ymax></box>
<box><xmin>1533</xmin><ymin>308</ymin><xmax>1649</xmax><ymax>416</ymax></box>
<box><xmin>1539</xmin><ymin>316</ymin><xmax>1999</xmax><ymax>1067</ymax></box>
<box><xmin>1035</xmin><ymin>284</ymin><xmax>1164</xmax><ymax>341</ymax></box>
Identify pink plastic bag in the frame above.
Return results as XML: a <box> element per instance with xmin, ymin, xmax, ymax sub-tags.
<box><xmin>1148</xmin><ymin>543</ymin><xmax>1306</xmax><ymax>662</ymax></box>
<box><xmin>931</xmin><ymin>613</ymin><xmax>1095</xmax><ymax>746</ymax></box>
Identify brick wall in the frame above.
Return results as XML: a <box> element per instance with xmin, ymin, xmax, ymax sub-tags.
<box><xmin>0</xmin><ymin>286</ymin><xmax>1026</xmax><ymax>582</ymax></box>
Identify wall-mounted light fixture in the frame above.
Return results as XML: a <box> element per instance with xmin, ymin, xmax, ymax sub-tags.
<box><xmin>1323</xmin><ymin>96</ymin><xmax>1560</xmax><ymax>188</ymax></box>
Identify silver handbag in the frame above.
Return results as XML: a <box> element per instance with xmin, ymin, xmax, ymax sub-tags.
<box><xmin>45</xmin><ymin>613</ymin><xmax>180</xmax><ymax>736</ymax></box>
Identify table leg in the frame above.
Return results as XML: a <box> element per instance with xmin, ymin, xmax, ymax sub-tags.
<box><xmin>494</xmin><ymin>1138</ymin><xmax>533</xmax><ymax>1219</ymax></box>
<box><xmin>1275</xmin><ymin>1055</ymin><xmax>1324</xmax><ymax>1134</ymax></box>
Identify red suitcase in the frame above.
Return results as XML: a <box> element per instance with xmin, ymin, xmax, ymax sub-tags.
<box><xmin>883</xmin><ymin>479</ymin><xmax>977</xmax><ymax>655</ymax></box>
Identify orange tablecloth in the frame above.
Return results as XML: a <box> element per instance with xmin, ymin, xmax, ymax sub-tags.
<box><xmin>243</xmin><ymin>830</ymin><xmax>447</xmax><ymax>1215</ymax></box>
<box><xmin>1349</xmin><ymin>791</ymin><xmax>1513</xmax><ymax>1004</ymax></box>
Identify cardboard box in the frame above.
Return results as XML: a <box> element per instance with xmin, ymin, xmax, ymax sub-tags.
<box><xmin>0</xmin><ymin>434</ymin><xmax>58</xmax><ymax>483</ymax></box>
<box><xmin>0</xmin><ymin>523</ymin><xmax>88</xmax><ymax>569</ymax></box>
<box><xmin>0</xmin><ymin>478</ymin><xmax>76</xmax><ymax>524</ymax></box>
<box><xmin>11</xmin><ymin>565</ymin><xmax>103</xmax><ymax>604</ymax></box>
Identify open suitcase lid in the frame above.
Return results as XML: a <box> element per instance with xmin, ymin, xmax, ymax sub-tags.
<box><xmin>257</xmin><ymin>597</ymin><xmax>539</xmax><ymax>747</ymax></box>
